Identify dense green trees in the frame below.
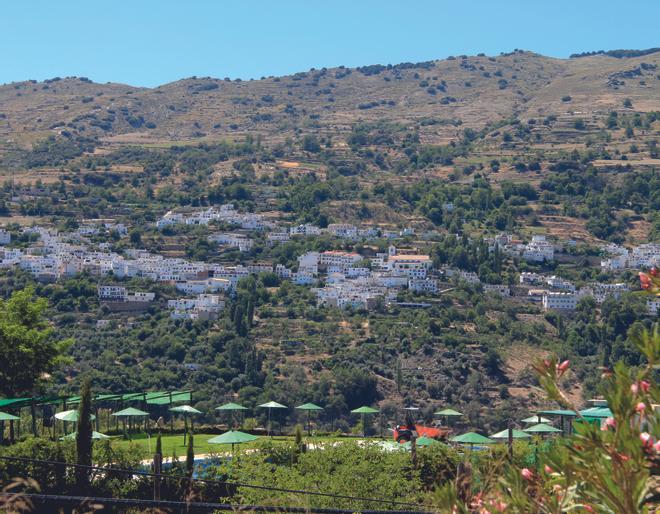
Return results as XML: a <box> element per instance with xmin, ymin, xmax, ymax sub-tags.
<box><xmin>0</xmin><ymin>287</ymin><xmax>72</xmax><ymax>396</ymax></box>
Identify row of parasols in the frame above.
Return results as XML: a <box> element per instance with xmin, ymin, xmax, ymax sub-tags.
<box><xmin>2</xmin><ymin>401</ymin><xmax>562</xmax><ymax>450</ymax></box>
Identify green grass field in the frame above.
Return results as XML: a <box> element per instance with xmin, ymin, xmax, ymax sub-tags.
<box><xmin>111</xmin><ymin>433</ymin><xmax>376</xmax><ymax>459</ymax></box>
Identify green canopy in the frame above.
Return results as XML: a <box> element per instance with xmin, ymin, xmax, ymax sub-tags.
<box><xmin>55</xmin><ymin>410</ymin><xmax>96</xmax><ymax>422</ymax></box>
<box><xmin>0</xmin><ymin>411</ymin><xmax>20</xmax><ymax>421</ymax></box>
<box><xmin>435</xmin><ymin>408</ymin><xmax>463</xmax><ymax>417</ymax></box>
<box><xmin>490</xmin><ymin>428</ymin><xmax>531</xmax><ymax>439</ymax></box>
<box><xmin>258</xmin><ymin>401</ymin><xmax>287</xmax><ymax>409</ymax></box>
<box><xmin>259</xmin><ymin>401</ymin><xmax>286</xmax><ymax>436</ymax></box>
<box><xmin>208</xmin><ymin>430</ymin><xmax>259</xmax><ymax>445</ymax></box>
<box><xmin>60</xmin><ymin>431</ymin><xmax>110</xmax><ymax>441</ymax></box>
<box><xmin>579</xmin><ymin>407</ymin><xmax>612</xmax><ymax>418</ymax></box>
<box><xmin>296</xmin><ymin>403</ymin><xmax>324</xmax><ymax>436</ymax></box>
<box><xmin>451</xmin><ymin>432</ymin><xmax>494</xmax><ymax>445</ymax></box>
<box><xmin>216</xmin><ymin>402</ymin><xmax>248</xmax><ymax>411</ymax></box>
<box><xmin>112</xmin><ymin>407</ymin><xmax>149</xmax><ymax>417</ymax></box>
<box><xmin>296</xmin><ymin>403</ymin><xmax>323</xmax><ymax>411</ymax></box>
<box><xmin>524</xmin><ymin>423</ymin><xmax>562</xmax><ymax>434</ymax></box>
<box><xmin>351</xmin><ymin>406</ymin><xmax>379</xmax><ymax>414</ymax></box>
<box><xmin>521</xmin><ymin>415</ymin><xmax>551</xmax><ymax>424</ymax></box>
<box><xmin>145</xmin><ymin>391</ymin><xmax>192</xmax><ymax>405</ymax></box>
<box><xmin>416</xmin><ymin>436</ymin><xmax>440</xmax><ymax>447</ymax></box>
<box><xmin>169</xmin><ymin>405</ymin><xmax>202</xmax><ymax>414</ymax></box>
<box><xmin>351</xmin><ymin>406</ymin><xmax>379</xmax><ymax>438</ymax></box>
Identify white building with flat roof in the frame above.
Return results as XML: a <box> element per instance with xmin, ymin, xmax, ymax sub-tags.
<box><xmin>542</xmin><ymin>292</ymin><xmax>577</xmax><ymax>312</ymax></box>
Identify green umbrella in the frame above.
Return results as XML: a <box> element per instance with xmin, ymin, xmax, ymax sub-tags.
<box><xmin>216</xmin><ymin>402</ymin><xmax>248</xmax><ymax>411</ymax></box>
<box><xmin>415</xmin><ymin>436</ymin><xmax>440</xmax><ymax>447</ymax></box>
<box><xmin>208</xmin><ymin>430</ymin><xmax>259</xmax><ymax>453</ymax></box>
<box><xmin>490</xmin><ymin>428</ymin><xmax>531</xmax><ymax>439</ymax></box>
<box><xmin>435</xmin><ymin>408</ymin><xmax>462</xmax><ymax>416</ymax></box>
<box><xmin>112</xmin><ymin>407</ymin><xmax>149</xmax><ymax>440</ymax></box>
<box><xmin>60</xmin><ymin>431</ymin><xmax>110</xmax><ymax>441</ymax></box>
<box><xmin>216</xmin><ymin>402</ymin><xmax>248</xmax><ymax>430</ymax></box>
<box><xmin>0</xmin><ymin>411</ymin><xmax>20</xmax><ymax>421</ymax></box>
<box><xmin>296</xmin><ymin>403</ymin><xmax>323</xmax><ymax>436</ymax></box>
<box><xmin>450</xmin><ymin>432</ymin><xmax>495</xmax><ymax>448</ymax></box>
<box><xmin>351</xmin><ymin>406</ymin><xmax>379</xmax><ymax>438</ymax></box>
<box><xmin>435</xmin><ymin>408</ymin><xmax>463</xmax><ymax>426</ymax></box>
<box><xmin>258</xmin><ymin>401</ymin><xmax>287</xmax><ymax>436</ymax></box>
<box><xmin>55</xmin><ymin>409</ymin><xmax>97</xmax><ymax>422</ymax></box>
<box><xmin>524</xmin><ymin>423</ymin><xmax>562</xmax><ymax>435</ymax></box>
<box><xmin>112</xmin><ymin>407</ymin><xmax>149</xmax><ymax>417</ymax></box>
<box><xmin>0</xmin><ymin>411</ymin><xmax>19</xmax><ymax>445</ymax></box>
<box><xmin>521</xmin><ymin>415</ymin><xmax>552</xmax><ymax>424</ymax></box>
<box><xmin>169</xmin><ymin>405</ymin><xmax>202</xmax><ymax>445</ymax></box>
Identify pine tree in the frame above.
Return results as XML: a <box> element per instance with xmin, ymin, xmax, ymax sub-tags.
<box><xmin>75</xmin><ymin>377</ymin><xmax>93</xmax><ymax>491</ymax></box>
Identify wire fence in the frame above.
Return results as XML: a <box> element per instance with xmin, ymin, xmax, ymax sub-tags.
<box><xmin>0</xmin><ymin>455</ymin><xmax>434</xmax><ymax>513</ymax></box>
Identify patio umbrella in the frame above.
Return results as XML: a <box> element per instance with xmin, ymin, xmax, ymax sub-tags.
<box><xmin>490</xmin><ymin>428</ymin><xmax>531</xmax><ymax>439</ymax></box>
<box><xmin>450</xmin><ymin>432</ymin><xmax>494</xmax><ymax>449</ymax></box>
<box><xmin>216</xmin><ymin>402</ymin><xmax>248</xmax><ymax>429</ymax></box>
<box><xmin>60</xmin><ymin>431</ymin><xmax>110</xmax><ymax>441</ymax></box>
<box><xmin>112</xmin><ymin>407</ymin><xmax>149</xmax><ymax>439</ymax></box>
<box><xmin>169</xmin><ymin>405</ymin><xmax>202</xmax><ymax>445</ymax></box>
<box><xmin>0</xmin><ymin>411</ymin><xmax>19</xmax><ymax>445</ymax></box>
<box><xmin>415</xmin><ymin>436</ymin><xmax>440</xmax><ymax>447</ymax></box>
<box><xmin>521</xmin><ymin>415</ymin><xmax>552</xmax><ymax>424</ymax></box>
<box><xmin>296</xmin><ymin>403</ymin><xmax>323</xmax><ymax>436</ymax></box>
<box><xmin>208</xmin><ymin>430</ymin><xmax>259</xmax><ymax>453</ymax></box>
<box><xmin>55</xmin><ymin>410</ymin><xmax>97</xmax><ymax>422</ymax></box>
<box><xmin>258</xmin><ymin>401</ymin><xmax>287</xmax><ymax>436</ymax></box>
<box><xmin>55</xmin><ymin>409</ymin><xmax>97</xmax><ymax>436</ymax></box>
<box><xmin>435</xmin><ymin>408</ymin><xmax>463</xmax><ymax>426</ymax></box>
<box><xmin>351</xmin><ymin>406</ymin><xmax>379</xmax><ymax>437</ymax></box>
<box><xmin>524</xmin><ymin>423</ymin><xmax>562</xmax><ymax>436</ymax></box>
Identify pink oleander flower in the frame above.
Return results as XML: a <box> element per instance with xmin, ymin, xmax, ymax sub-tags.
<box><xmin>654</xmin><ymin>440</ymin><xmax>660</xmax><ymax>453</ymax></box>
<box><xmin>640</xmin><ymin>432</ymin><xmax>652</xmax><ymax>447</ymax></box>
<box><xmin>636</xmin><ymin>402</ymin><xmax>646</xmax><ymax>413</ymax></box>
<box><xmin>601</xmin><ymin>417</ymin><xmax>616</xmax><ymax>431</ymax></box>
<box><xmin>584</xmin><ymin>505</ymin><xmax>595</xmax><ymax>513</ymax></box>
<box><xmin>544</xmin><ymin>464</ymin><xmax>553</xmax><ymax>474</ymax></box>
<box><xmin>640</xmin><ymin>380</ymin><xmax>650</xmax><ymax>393</ymax></box>
<box><xmin>639</xmin><ymin>272</ymin><xmax>652</xmax><ymax>289</ymax></box>
<box><xmin>521</xmin><ymin>468</ymin><xmax>534</xmax><ymax>481</ymax></box>
<box><xmin>557</xmin><ymin>360</ymin><xmax>570</xmax><ymax>375</ymax></box>
<box><xmin>631</xmin><ymin>382</ymin><xmax>639</xmax><ymax>394</ymax></box>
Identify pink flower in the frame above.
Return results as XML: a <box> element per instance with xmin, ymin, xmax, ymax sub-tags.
<box><xmin>654</xmin><ymin>440</ymin><xmax>660</xmax><ymax>453</ymax></box>
<box><xmin>636</xmin><ymin>402</ymin><xmax>646</xmax><ymax>413</ymax></box>
<box><xmin>544</xmin><ymin>464</ymin><xmax>554</xmax><ymax>474</ymax></box>
<box><xmin>584</xmin><ymin>505</ymin><xmax>595</xmax><ymax>513</ymax></box>
<box><xmin>631</xmin><ymin>383</ymin><xmax>639</xmax><ymax>394</ymax></box>
<box><xmin>640</xmin><ymin>380</ymin><xmax>650</xmax><ymax>393</ymax></box>
<box><xmin>521</xmin><ymin>468</ymin><xmax>534</xmax><ymax>481</ymax></box>
<box><xmin>639</xmin><ymin>272</ymin><xmax>652</xmax><ymax>289</ymax></box>
<box><xmin>601</xmin><ymin>417</ymin><xmax>616</xmax><ymax>431</ymax></box>
<box><xmin>640</xmin><ymin>432</ymin><xmax>653</xmax><ymax>448</ymax></box>
<box><xmin>557</xmin><ymin>360</ymin><xmax>570</xmax><ymax>375</ymax></box>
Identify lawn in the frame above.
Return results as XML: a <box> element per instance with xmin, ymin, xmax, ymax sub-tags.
<box><xmin>111</xmin><ymin>433</ymin><xmax>380</xmax><ymax>459</ymax></box>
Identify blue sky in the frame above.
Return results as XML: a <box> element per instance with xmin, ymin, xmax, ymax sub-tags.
<box><xmin>1</xmin><ymin>0</ymin><xmax>658</xmax><ymax>87</ymax></box>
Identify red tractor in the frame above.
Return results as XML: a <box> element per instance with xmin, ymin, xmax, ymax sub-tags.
<box><xmin>393</xmin><ymin>413</ymin><xmax>449</xmax><ymax>443</ymax></box>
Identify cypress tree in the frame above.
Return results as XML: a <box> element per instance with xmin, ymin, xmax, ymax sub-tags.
<box><xmin>186</xmin><ymin>433</ymin><xmax>195</xmax><ymax>476</ymax></box>
<box><xmin>75</xmin><ymin>377</ymin><xmax>93</xmax><ymax>491</ymax></box>
<box><xmin>155</xmin><ymin>433</ymin><xmax>162</xmax><ymax>457</ymax></box>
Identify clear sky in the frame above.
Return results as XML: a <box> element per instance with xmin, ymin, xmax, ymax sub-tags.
<box><xmin>1</xmin><ymin>0</ymin><xmax>658</xmax><ymax>87</ymax></box>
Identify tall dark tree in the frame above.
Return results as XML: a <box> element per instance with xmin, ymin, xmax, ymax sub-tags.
<box><xmin>186</xmin><ymin>433</ymin><xmax>195</xmax><ymax>477</ymax></box>
<box><xmin>75</xmin><ymin>378</ymin><xmax>93</xmax><ymax>491</ymax></box>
